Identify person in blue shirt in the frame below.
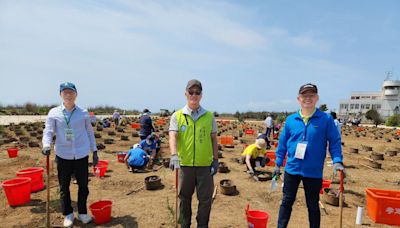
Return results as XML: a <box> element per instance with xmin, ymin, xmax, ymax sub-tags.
<box><xmin>124</xmin><ymin>144</ymin><xmax>149</xmax><ymax>172</ymax></box>
<box><xmin>102</xmin><ymin>118</ymin><xmax>111</xmax><ymax>128</ymax></box>
<box><xmin>139</xmin><ymin>134</ymin><xmax>157</xmax><ymax>167</ymax></box>
<box><xmin>42</xmin><ymin>82</ymin><xmax>98</xmax><ymax>227</ymax></box>
<box><xmin>274</xmin><ymin>83</ymin><xmax>345</xmax><ymax>228</ymax></box>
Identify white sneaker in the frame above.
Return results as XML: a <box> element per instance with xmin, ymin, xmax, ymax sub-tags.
<box><xmin>77</xmin><ymin>214</ymin><xmax>92</xmax><ymax>224</ymax></box>
<box><xmin>63</xmin><ymin>213</ymin><xmax>74</xmax><ymax>227</ymax></box>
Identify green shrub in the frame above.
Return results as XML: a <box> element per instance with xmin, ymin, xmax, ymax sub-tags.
<box><xmin>386</xmin><ymin>114</ymin><xmax>400</xmax><ymax>127</ymax></box>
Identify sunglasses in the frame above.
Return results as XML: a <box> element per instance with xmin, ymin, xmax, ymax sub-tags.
<box><xmin>188</xmin><ymin>90</ymin><xmax>201</xmax><ymax>96</ymax></box>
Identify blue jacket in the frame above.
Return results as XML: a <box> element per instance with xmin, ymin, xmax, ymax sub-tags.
<box><xmin>127</xmin><ymin>148</ymin><xmax>148</xmax><ymax>167</ymax></box>
<box><xmin>276</xmin><ymin>109</ymin><xmax>343</xmax><ymax>178</ymax></box>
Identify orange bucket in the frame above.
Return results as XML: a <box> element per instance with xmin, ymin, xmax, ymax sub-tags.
<box><xmin>265</xmin><ymin>151</ymin><xmax>287</xmax><ymax>167</ymax></box>
<box><xmin>245</xmin><ymin>204</ymin><xmax>269</xmax><ymax>228</ymax></box>
<box><xmin>131</xmin><ymin>123</ymin><xmax>140</xmax><ymax>129</ymax></box>
<box><xmin>220</xmin><ymin>135</ymin><xmax>234</xmax><ymax>145</ymax></box>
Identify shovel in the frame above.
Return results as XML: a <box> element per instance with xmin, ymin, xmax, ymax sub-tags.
<box><xmin>270</xmin><ymin>175</ymin><xmax>278</xmax><ymax>192</ymax></box>
<box><xmin>339</xmin><ymin>170</ymin><xmax>344</xmax><ymax>228</ymax></box>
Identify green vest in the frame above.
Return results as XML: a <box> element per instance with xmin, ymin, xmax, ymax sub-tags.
<box><xmin>176</xmin><ymin>109</ymin><xmax>213</xmax><ymax>166</ymax></box>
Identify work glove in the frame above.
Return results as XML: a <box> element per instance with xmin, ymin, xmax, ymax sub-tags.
<box><xmin>247</xmin><ymin>169</ymin><xmax>255</xmax><ymax>176</ymax></box>
<box><xmin>333</xmin><ymin>162</ymin><xmax>346</xmax><ymax>178</ymax></box>
<box><xmin>210</xmin><ymin>159</ymin><xmax>219</xmax><ymax>176</ymax></box>
<box><xmin>169</xmin><ymin>154</ymin><xmax>180</xmax><ymax>171</ymax></box>
<box><xmin>273</xmin><ymin>166</ymin><xmax>281</xmax><ymax>178</ymax></box>
<box><xmin>42</xmin><ymin>146</ymin><xmax>51</xmax><ymax>156</ymax></box>
<box><xmin>92</xmin><ymin>151</ymin><xmax>99</xmax><ymax>167</ymax></box>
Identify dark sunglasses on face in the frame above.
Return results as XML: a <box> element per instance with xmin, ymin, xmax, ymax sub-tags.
<box><xmin>188</xmin><ymin>90</ymin><xmax>201</xmax><ymax>96</ymax></box>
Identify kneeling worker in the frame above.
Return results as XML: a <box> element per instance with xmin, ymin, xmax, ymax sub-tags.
<box><xmin>241</xmin><ymin>138</ymin><xmax>270</xmax><ymax>176</ymax></box>
<box><xmin>125</xmin><ymin>144</ymin><xmax>150</xmax><ymax>173</ymax></box>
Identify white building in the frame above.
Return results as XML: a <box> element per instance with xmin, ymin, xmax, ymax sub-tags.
<box><xmin>339</xmin><ymin>79</ymin><xmax>400</xmax><ymax>118</ymax></box>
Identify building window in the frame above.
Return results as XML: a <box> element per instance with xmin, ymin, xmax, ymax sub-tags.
<box><xmin>350</xmin><ymin>104</ymin><xmax>354</xmax><ymax>109</ymax></box>
<box><xmin>371</xmin><ymin>96</ymin><xmax>377</xmax><ymax>100</ymax></box>
<box><xmin>377</xmin><ymin>104</ymin><xmax>381</xmax><ymax>109</ymax></box>
<box><xmin>361</xmin><ymin>104</ymin><xmax>365</xmax><ymax>109</ymax></box>
<box><xmin>355</xmin><ymin>104</ymin><xmax>359</xmax><ymax>109</ymax></box>
<box><xmin>344</xmin><ymin>104</ymin><xmax>348</xmax><ymax>109</ymax></box>
<box><xmin>365</xmin><ymin>104</ymin><xmax>370</xmax><ymax>109</ymax></box>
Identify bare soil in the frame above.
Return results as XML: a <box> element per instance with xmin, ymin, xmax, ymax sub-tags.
<box><xmin>0</xmin><ymin>119</ymin><xmax>399</xmax><ymax>227</ymax></box>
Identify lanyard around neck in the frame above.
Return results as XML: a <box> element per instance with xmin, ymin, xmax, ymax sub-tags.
<box><xmin>62</xmin><ymin>107</ymin><xmax>76</xmax><ymax>127</ymax></box>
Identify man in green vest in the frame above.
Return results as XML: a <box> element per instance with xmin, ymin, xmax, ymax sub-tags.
<box><xmin>169</xmin><ymin>79</ymin><xmax>219</xmax><ymax>228</ymax></box>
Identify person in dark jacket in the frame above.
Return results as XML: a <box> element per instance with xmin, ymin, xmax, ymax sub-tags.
<box><xmin>139</xmin><ymin>108</ymin><xmax>155</xmax><ymax>140</ymax></box>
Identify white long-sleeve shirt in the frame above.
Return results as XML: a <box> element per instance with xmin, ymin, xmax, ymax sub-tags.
<box><xmin>42</xmin><ymin>104</ymin><xmax>97</xmax><ymax>160</ymax></box>
<box><xmin>265</xmin><ymin>116</ymin><xmax>273</xmax><ymax>128</ymax></box>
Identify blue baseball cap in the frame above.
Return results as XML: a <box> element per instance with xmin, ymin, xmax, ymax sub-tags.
<box><xmin>60</xmin><ymin>82</ymin><xmax>77</xmax><ymax>93</ymax></box>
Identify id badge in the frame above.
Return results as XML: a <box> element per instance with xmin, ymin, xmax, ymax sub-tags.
<box><xmin>65</xmin><ymin>128</ymin><xmax>74</xmax><ymax>141</ymax></box>
<box><xmin>295</xmin><ymin>141</ymin><xmax>308</xmax><ymax>159</ymax></box>
<box><xmin>255</xmin><ymin>161</ymin><xmax>261</xmax><ymax>168</ymax></box>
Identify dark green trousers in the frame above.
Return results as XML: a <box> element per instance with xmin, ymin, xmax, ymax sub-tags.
<box><xmin>179</xmin><ymin>166</ymin><xmax>214</xmax><ymax>228</ymax></box>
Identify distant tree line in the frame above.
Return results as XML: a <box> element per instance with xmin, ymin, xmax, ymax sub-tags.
<box><xmin>0</xmin><ymin>103</ymin><xmax>140</xmax><ymax>115</ymax></box>
<box><xmin>216</xmin><ymin>111</ymin><xmax>294</xmax><ymax>123</ymax></box>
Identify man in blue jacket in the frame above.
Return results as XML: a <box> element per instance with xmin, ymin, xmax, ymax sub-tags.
<box><xmin>274</xmin><ymin>83</ymin><xmax>345</xmax><ymax>228</ymax></box>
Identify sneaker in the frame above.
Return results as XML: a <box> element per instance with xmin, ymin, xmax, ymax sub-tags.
<box><xmin>77</xmin><ymin>214</ymin><xmax>92</xmax><ymax>224</ymax></box>
<box><xmin>63</xmin><ymin>213</ymin><xmax>74</xmax><ymax>227</ymax></box>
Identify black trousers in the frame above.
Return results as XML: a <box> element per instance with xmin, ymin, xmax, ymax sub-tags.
<box><xmin>56</xmin><ymin>155</ymin><xmax>89</xmax><ymax>215</ymax></box>
<box><xmin>278</xmin><ymin>172</ymin><xmax>322</xmax><ymax>228</ymax></box>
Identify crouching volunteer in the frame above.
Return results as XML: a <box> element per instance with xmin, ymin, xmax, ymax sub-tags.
<box><xmin>124</xmin><ymin>144</ymin><xmax>149</xmax><ymax>173</ymax></box>
<box><xmin>139</xmin><ymin>134</ymin><xmax>157</xmax><ymax>167</ymax></box>
<box><xmin>241</xmin><ymin>138</ymin><xmax>270</xmax><ymax>176</ymax></box>
<box><xmin>42</xmin><ymin>82</ymin><xmax>98</xmax><ymax>227</ymax></box>
<box><xmin>168</xmin><ymin>79</ymin><xmax>219</xmax><ymax>228</ymax></box>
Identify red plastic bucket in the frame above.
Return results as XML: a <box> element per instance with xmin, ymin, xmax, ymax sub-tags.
<box><xmin>16</xmin><ymin>167</ymin><xmax>45</xmax><ymax>192</ymax></box>
<box><xmin>98</xmin><ymin>160</ymin><xmax>109</xmax><ymax>169</ymax></box>
<box><xmin>116</xmin><ymin>152</ymin><xmax>126</xmax><ymax>163</ymax></box>
<box><xmin>320</xmin><ymin>179</ymin><xmax>332</xmax><ymax>194</ymax></box>
<box><xmin>7</xmin><ymin>148</ymin><xmax>18</xmax><ymax>158</ymax></box>
<box><xmin>2</xmin><ymin>177</ymin><xmax>31</xmax><ymax>206</ymax></box>
<box><xmin>93</xmin><ymin>165</ymin><xmax>107</xmax><ymax>177</ymax></box>
<box><xmin>90</xmin><ymin>200</ymin><xmax>112</xmax><ymax>224</ymax></box>
<box><xmin>245</xmin><ymin>204</ymin><xmax>269</xmax><ymax>228</ymax></box>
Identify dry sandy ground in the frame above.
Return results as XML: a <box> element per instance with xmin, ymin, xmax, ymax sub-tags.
<box><xmin>0</xmin><ymin>118</ymin><xmax>399</xmax><ymax>228</ymax></box>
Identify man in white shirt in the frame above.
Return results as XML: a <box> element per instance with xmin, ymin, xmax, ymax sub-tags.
<box><xmin>264</xmin><ymin>113</ymin><xmax>273</xmax><ymax>138</ymax></box>
<box><xmin>42</xmin><ymin>82</ymin><xmax>98</xmax><ymax>227</ymax></box>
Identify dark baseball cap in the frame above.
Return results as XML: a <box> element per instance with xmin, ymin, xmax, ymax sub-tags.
<box><xmin>60</xmin><ymin>82</ymin><xmax>77</xmax><ymax>93</ymax></box>
<box><xmin>186</xmin><ymin>79</ymin><xmax>202</xmax><ymax>91</ymax></box>
<box><xmin>143</xmin><ymin>108</ymin><xmax>151</xmax><ymax>113</ymax></box>
<box><xmin>299</xmin><ymin>83</ymin><xmax>318</xmax><ymax>94</ymax></box>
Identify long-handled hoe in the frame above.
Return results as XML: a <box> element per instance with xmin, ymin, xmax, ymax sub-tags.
<box><xmin>46</xmin><ymin>154</ymin><xmax>50</xmax><ymax>228</ymax></box>
<box><xmin>175</xmin><ymin>168</ymin><xmax>179</xmax><ymax>228</ymax></box>
<box><xmin>339</xmin><ymin>170</ymin><xmax>344</xmax><ymax>228</ymax></box>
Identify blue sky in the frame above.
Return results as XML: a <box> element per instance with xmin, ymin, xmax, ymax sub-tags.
<box><xmin>1</xmin><ymin>0</ymin><xmax>399</xmax><ymax>113</ymax></box>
